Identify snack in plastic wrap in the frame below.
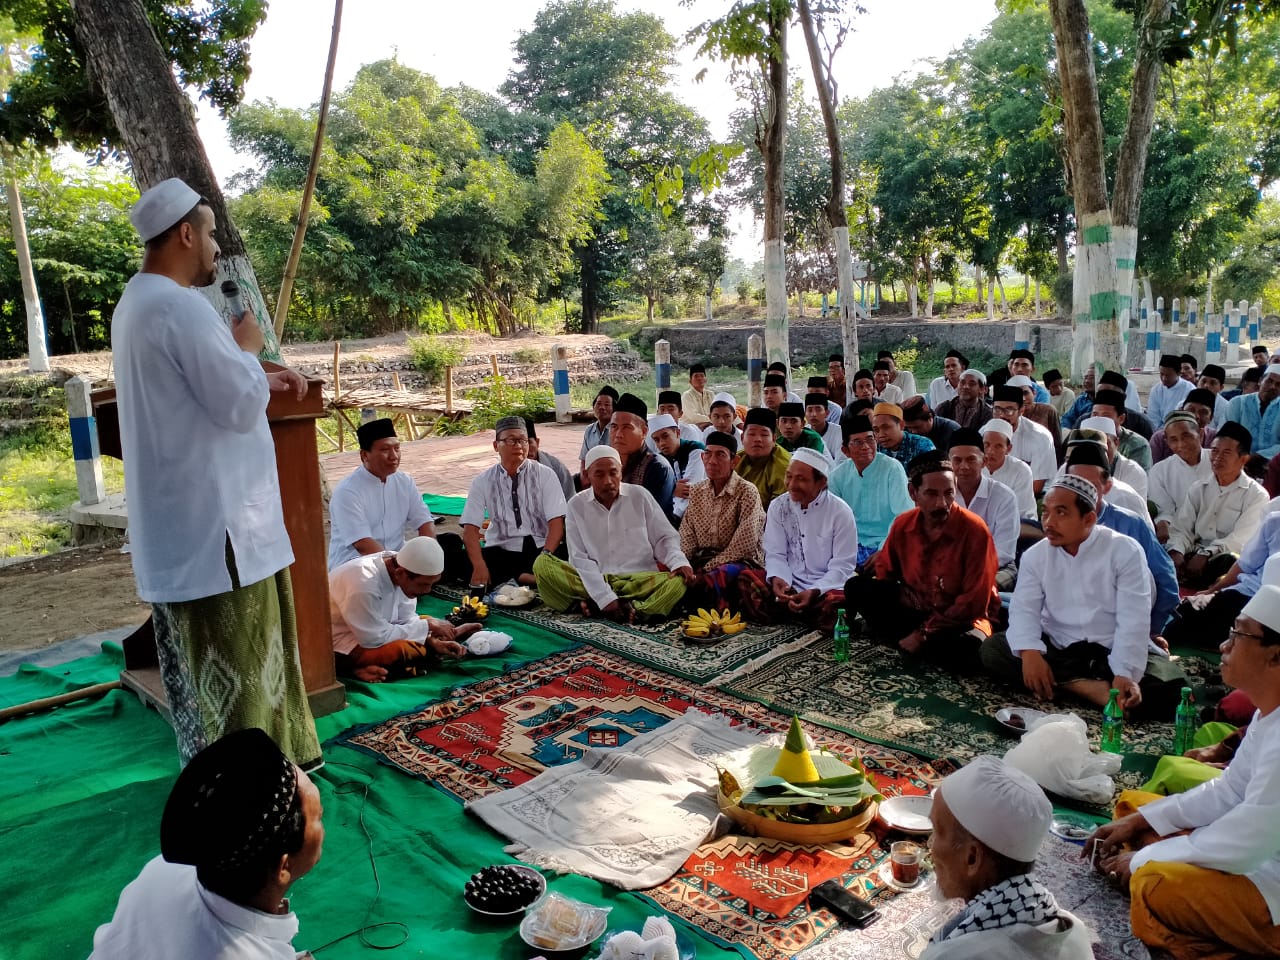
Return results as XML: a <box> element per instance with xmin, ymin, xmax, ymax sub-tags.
<box><xmin>520</xmin><ymin>893</ymin><xmax>611</xmax><ymax>951</ymax></box>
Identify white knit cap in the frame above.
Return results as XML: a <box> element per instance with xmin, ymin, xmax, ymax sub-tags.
<box><xmin>979</xmin><ymin>418</ymin><xmax>1013</xmax><ymax>440</ymax></box>
<box><xmin>939</xmin><ymin>755</ymin><xmax>1051</xmax><ymax>862</ymax></box>
<box><xmin>130</xmin><ymin>178</ymin><xmax>201</xmax><ymax>241</ymax></box>
<box><xmin>789</xmin><ymin>447</ymin><xmax>831</xmax><ymax>478</ymax></box>
<box><xmin>960</xmin><ymin>368</ymin><xmax>987</xmax><ymax>385</ymax></box>
<box><xmin>1005</xmin><ymin>375</ymin><xmax>1034</xmax><ymax>389</ymax></box>
<box><xmin>1263</xmin><ymin>553</ymin><xmax>1280</xmax><ymax>588</ymax></box>
<box><xmin>584</xmin><ymin>445</ymin><xmax>621</xmax><ymax>469</ymax></box>
<box><xmin>648</xmin><ymin>413</ymin><xmax>678</xmax><ymax>434</ymax></box>
<box><xmin>1266</xmin><ymin>364</ymin><xmax>1280</xmax><ymax>379</ymax></box>
<box><xmin>1080</xmin><ymin>415</ymin><xmax>1118</xmax><ymax>437</ymax></box>
<box><xmin>396</xmin><ymin>536</ymin><xmax>444</xmax><ymax>576</ymax></box>
<box><xmin>712</xmin><ymin>392</ymin><xmax>737</xmax><ymax>407</ymax></box>
<box><xmin>1242</xmin><ymin>584</ymin><xmax>1280</xmax><ymax>633</ymax></box>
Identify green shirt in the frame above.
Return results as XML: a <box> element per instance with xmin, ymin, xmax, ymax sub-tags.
<box><xmin>778</xmin><ymin>427</ymin><xmax>827</xmax><ymax>456</ymax></box>
<box><xmin>734</xmin><ymin>444</ymin><xmax>791</xmax><ymax>509</ymax></box>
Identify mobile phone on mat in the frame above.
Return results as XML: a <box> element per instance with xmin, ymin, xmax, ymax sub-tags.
<box><xmin>810</xmin><ymin>879</ymin><xmax>879</xmax><ymax>928</ymax></box>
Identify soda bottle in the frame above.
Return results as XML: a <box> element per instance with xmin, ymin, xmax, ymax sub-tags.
<box><xmin>832</xmin><ymin>610</ymin><xmax>850</xmax><ymax>663</ymax></box>
<box><xmin>1173</xmin><ymin>686</ymin><xmax>1196</xmax><ymax>756</ymax></box>
<box><xmin>1100</xmin><ymin>688</ymin><xmax>1124</xmax><ymax>754</ymax></box>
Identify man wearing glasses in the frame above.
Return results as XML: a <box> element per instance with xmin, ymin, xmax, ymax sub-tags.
<box><xmin>457</xmin><ymin>416</ymin><xmax>568</xmax><ymax>590</ymax></box>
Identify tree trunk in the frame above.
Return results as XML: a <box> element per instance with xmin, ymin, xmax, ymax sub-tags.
<box><xmin>1021</xmin><ymin>272</ymin><xmax>1031</xmax><ymax>305</ymax></box>
<box><xmin>760</xmin><ymin>6</ymin><xmax>789</xmax><ymax>371</ymax></box>
<box><xmin>1</xmin><ymin>153</ymin><xmax>48</xmax><ymax>372</ymax></box>
<box><xmin>1048</xmin><ymin>0</ymin><xmax>1118</xmax><ymax>376</ymax></box>
<box><xmin>273</xmin><ymin>0</ymin><xmax>343</xmax><ymax>340</ymax></box>
<box><xmin>925</xmin><ymin>276</ymin><xmax>935</xmax><ymax>319</ymax></box>
<box><xmin>797</xmin><ymin>0</ymin><xmax>858</xmax><ymax>368</ymax></box>
<box><xmin>997</xmin><ymin>275</ymin><xmax>1009</xmax><ymax>315</ymax></box>
<box><xmin>1056</xmin><ymin>227</ymin><xmax>1069</xmax><ymax>276</ymax></box>
<box><xmin>62</xmin><ymin>279</ymin><xmax>79</xmax><ymax>354</ymax></box>
<box><xmin>975</xmin><ymin>264</ymin><xmax>984</xmax><ymax>307</ymax></box>
<box><xmin>646</xmin><ymin>295</ymin><xmax>656</xmax><ymax>322</ymax></box>
<box><xmin>704</xmin><ymin>293</ymin><xmax>713</xmax><ymax>321</ymax></box>
<box><xmin>1035</xmin><ymin>279</ymin><xmax>1042</xmax><ymax>319</ymax></box>
<box><xmin>578</xmin><ymin>240</ymin><xmax>600</xmax><ymax>333</ymax></box>
<box><xmin>68</xmin><ymin>0</ymin><xmax>282</xmax><ymax>360</ymax></box>
<box><xmin>908</xmin><ymin>281</ymin><xmax>918</xmax><ymax>318</ymax></box>
<box><xmin>987</xmin><ymin>278</ymin><xmax>995</xmax><ymax>321</ymax></box>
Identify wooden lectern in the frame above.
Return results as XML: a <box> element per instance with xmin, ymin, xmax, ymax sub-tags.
<box><xmin>92</xmin><ymin>364</ymin><xmax>346</xmax><ymax>721</ymax></box>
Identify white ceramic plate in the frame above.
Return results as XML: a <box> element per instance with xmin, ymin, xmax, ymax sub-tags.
<box><xmin>994</xmin><ymin>706</ymin><xmax>1049</xmax><ymax>735</ymax></box>
<box><xmin>876</xmin><ymin>859</ymin><xmax>936</xmax><ymax>894</ymax></box>
<box><xmin>878</xmin><ymin>795</ymin><xmax>933</xmax><ymax>834</ymax></box>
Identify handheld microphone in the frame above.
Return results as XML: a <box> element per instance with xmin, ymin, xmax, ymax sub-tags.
<box><xmin>221</xmin><ymin>279</ymin><xmax>246</xmax><ymax>319</ymax></box>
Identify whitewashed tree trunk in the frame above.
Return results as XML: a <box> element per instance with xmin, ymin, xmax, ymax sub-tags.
<box><xmin>925</xmin><ymin>278</ymin><xmax>935</xmax><ymax>318</ymax></box>
<box><xmin>1071</xmin><ymin>209</ymin><xmax>1120</xmax><ymax>376</ymax></box>
<box><xmin>833</xmin><ymin>225</ymin><xmax>859</xmax><ymax>368</ymax></box>
<box><xmin>908</xmin><ymin>282</ymin><xmax>918</xmax><ymax>318</ymax></box>
<box><xmin>1035</xmin><ymin>280</ymin><xmax>1042</xmax><ymax>319</ymax></box>
<box><xmin>704</xmin><ymin>294</ymin><xmax>713</xmax><ymax>321</ymax></box>
<box><xmin>797</xmin><ymin>291</ymin><xmax>805</xmax><ymax>318</ymax></box>
<box><xmin>986</xmin><ymin>283</ymin><xmax>995</xmax><ymax>321</ymax></box>
<box><xmin>975</xmin><ymin>265</ymin><xmax>984</xmax><ymax>306</ymax></box>
<box><xmin>1112</xmin><ymin>224</ymin><xmax>1138</xmax><ymax>357</ymax></box>
<box><xmin>3</xmin><ymin>166</ymin><xmax>48</xmax><ymax>371</ymax></box>
<box><xmin>997</xmin><ymin>276</ymin><xmax>1009</xmax><ymax>315</ymax></box>
<box><xmin>763</xmin><ymin>238</ymin><xmax>789</xmax><ymax>369</ymax></box>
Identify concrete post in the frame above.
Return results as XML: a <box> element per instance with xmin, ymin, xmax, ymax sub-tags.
<box><xmin>1187</xmin><ymin>297</ymin><xmax>1198</xmax><ymax>337</ymax></box>
<box><xmin>1250</xmin><ymin>304</ymin><xmax>1262</xmax><ymax>346</ymax></box>
<box><xmin>747</xmin><ymin>334</ymin><xmax>764</xmax><ymax>408</ymax></box>
<box><xmin>1224</xmin><ymin>299</ymin><xmax>1240</xmax><ymax>363</ymax></box>
<box><xmin>1144</xmin><ymin>307</ymin><xmax>1162</xmax><ymax>372</ymax></box>
<box><xmin>1206</xmin><ymin>302</ymin><xmax>1223</xmax><ymax>364</ymax></box>
<box><xmin>654</xmin><ymin>339</ymin><xmax>671</xmax><ymax>406</ymax></box>
<box><xmin>1243</xmin><ymin>300</ymin><xmax>1257</xmax><ymax>343</ymax></box>
<box><xmin>551</xmin><ymin>343</ymin><xmax>571</xmax><ymax>424</ymax></box>
<box><xmin>65</xmin><ymin>375</ymin><xmax>106</xmax><ymax>506</ymax></box>
<box><xmin>1013</xmin><ymin>320</ymin><xmax>1030</xmax><ymax>352</ymax></box>
<box><xmin>1171</xmin><ymin>297</ymin><xmax>1181</xmax><ymax>335</ymax></box>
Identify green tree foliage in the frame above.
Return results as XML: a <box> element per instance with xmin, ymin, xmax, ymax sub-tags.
<box><xmin>0</xmin><ymin>159</ymin><xmax>139</xmax><ymax>357</ymax></box>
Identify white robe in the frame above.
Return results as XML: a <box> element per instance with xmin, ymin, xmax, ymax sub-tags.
<box><xmin>1148</xmin><ymin>452</ymin><xmax>1215</xmax><ymax>526</ymax></box>
<box><xmin>987</xmin><ymin>458</ymin><xmax>1036</xmax><ymax>520</ymax></box>
<box><xmin>327</xmin><ymin>467</ymin><xmax>434</xmax><ymax>569</ymax></box>
<box><xmin>329</xmin><ymin>551</ymin><xmax>430</xmax><ymax>654</ymax></box>
<box><xmin>763</xmin><ymin>489</ymin><xmax>858</xmax><ymax>593</ymax></box>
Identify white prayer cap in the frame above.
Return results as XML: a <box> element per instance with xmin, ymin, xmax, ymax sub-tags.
<box><xmin>711</xmin><ymin>392</ymin><xmax>737</xmax><ymax>408</ymax></box>
<box><xmin>1262</xmin><ymin>552</ymin><xmax>1280</xmax><ymax>588</ymax></box>
<box><xmin>1005</xmin><ymin>375</ymin><xmax>1034</xmax><ymax>389</ymax></box>
<box><xmin>1080</xmin><ymin>415</ymin><xmax>1118</xmax><ymax>438</ymax></box>
<box><xmin>584</xmin><ymin>445</ymin><xmax>621</xmax><ymax>470</ymax></box>
<box><xmin>130</xmin><ymin>178</ymin><xmax>201</xmax><ymax>241</ymax></box>
<box><xmin>1266</xmin><ymin>364</ymin><xmax>1280</xmax><ymax>380</ymax></box>
<box><xmin>396</xmin><ymin>536</ymin><xmax>444</xmax><ymax>577</ymax></box>
<box><xmin>938</xmin><ymin>755</ymin><xmax>1051</xmax><ymax>862</ymax></box>
<box><xmin>648</xmin><ymin>413</ymin><xmax>678</xmax><ymax>434</ymax></box>
<box><xmin>1242</xmin><ymin>584</ymin><xmax>1280</xmax><ymax>634</ymax></box>
<box><xmin>960</xmin><ymin>368</ymin><xmax>987</xmax><ymax>385</ymax></box>
<box><xmin>979</xmin><ymin>418</ymin><xmax>1012</xmax><ymax>440</ymax></box>
<box><xmin>789</xmin><ymin>447</ymin><xmax>831</xmax><ymax>478</ymax></box>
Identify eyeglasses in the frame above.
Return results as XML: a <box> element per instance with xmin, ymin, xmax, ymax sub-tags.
<box><xmin>497</xmin><ymin>437</ymin><xmax>529</xmax><ymax>447</ymax></box>
<box><xmin>847</xmin><ymin>437</ymin><xmax>875</xmax><ymax>447</ymax></box>
<box><xmin>1228</xmin><ymin>627</ymin><xmax>1264</xmax><ymax>644</ymax></box>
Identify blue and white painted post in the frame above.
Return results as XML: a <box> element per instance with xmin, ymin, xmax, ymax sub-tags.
<box><xmin>1013</xmin><ymin>321</ymin><xmax>1030</xmax><ymax>352</ymax></box>
<box><xmin>1171</xmin><ymin>298</ymin><xmax>1181</xmax><ymax>335</ymax></box>
<box><xmin>551</xmin><ymin>343</ymin><xmax>571</xmax><ymax>423</ymax></box>
<box><xmin>1144</xmin><ymin>305</ymin><xmax>1161</xmax><ymax>372</ymax></box>
<box><xmin>748</xmin><ymin>334</ymin><xmax>764</xmax><ymax>408</ymax></box>
<box><xmin>654</xmin><ymin>339</ymin><xmax>671</xmax><ymax>406</ymax></box>
<box><xmin>1243</xmin><ymin>300</ymin><xmax>1256</xmax><ymax>344</ymax></box>
<box><xmin>1225</xmin><ymin>299</ymin><xmax>1240</xmax><ymax>363</ymax></box>
<box><xmin>1206</xmin><ymin>300</ymin><xmax>1224</xmax><ymax>364</ymax></box>
<box><xmin>1187</xmin><ymin>297</ymin><xmax>1198</xmax><ymax>338</ymax></box>
<box><xmin>1250</xmin><ymin>304</ymin><xmax>1262</xmax><ymax>346</ymax></box>
<box><xmin>1156</xmin><ymin>296</ymin><xmax>1165</xmax><ymax>333</ymax></box>
<box><xmin>65</xmin><ymin>375</ymin><xmax>105</xmax><ymax>506</ymax></box>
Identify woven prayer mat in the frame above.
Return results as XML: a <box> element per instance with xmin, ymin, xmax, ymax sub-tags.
<box><xmin>796</xmin><ymin>833</ymin><xmax>1151</xmax><ymax>960</ymax></box>
<box><xmin>434</xmin><ymin>584</ymin><xmax>821</xmax><ymax>684</ymax></box>
<box><xmin>720</xmin><ymin>634</ymin><xmax>1220</xmax><ymax>793</ymax></box>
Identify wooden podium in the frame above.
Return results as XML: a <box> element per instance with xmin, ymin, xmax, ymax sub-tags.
<box><xmin>92</xmin><ymin>364</ymin><xmax>346</xmax><ymax>721</ymax></box>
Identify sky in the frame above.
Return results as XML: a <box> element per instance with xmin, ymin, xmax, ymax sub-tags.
<box><xmin>195</xmin><ymin>0</ymin><xmax>1000</xmax><ymax>259</ymax></box>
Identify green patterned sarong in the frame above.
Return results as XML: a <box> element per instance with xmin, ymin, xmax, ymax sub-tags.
<box><xmin>152</xmin><ymin>567</ymin><xmax>321</xmax><ymax>767</ymax></box>
<box><xmin>533</xmin><ymin>553</ymin><xmax>686</xmax><ymax>618</ymax></box>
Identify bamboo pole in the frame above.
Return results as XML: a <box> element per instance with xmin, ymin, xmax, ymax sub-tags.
<box><xmin>490</xmin><ymin>354</ymin><xmax>500</xmax><ymax>379</ymax></box>
<box><xmin>445</xmin><ymin>365</ymin><xmax>454</xmax><ymax>413</ymax></box>
<box><xmin>272</xmin><ymin>0</ymin><xmax>344</xmax><ymax>339</ymax></box>
<box><xmin>0</xmin><ymin>680</ymin><xmax>121</xmax><ymax>723</ymax></box>
<box><xmin>333</xmin><ymin>342</ymin><xmax>343</xmax><ymax>451</ymax></box>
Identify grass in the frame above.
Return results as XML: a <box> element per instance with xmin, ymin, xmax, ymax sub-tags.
<box><xmin>0</xmin><ymin>421</ymin><xmax>124</xmax><ymax>558</ymax></box>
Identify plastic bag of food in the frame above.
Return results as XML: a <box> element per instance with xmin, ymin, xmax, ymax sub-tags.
<box><xmin>1003</xmin><ymin>713</ymin><xmax>1121</xmax><ymax>804</ymax></box>
<box><xmin>521</xmin><ymin>893</ymin><xmax>611</xmax><ymax>952</ymax></box>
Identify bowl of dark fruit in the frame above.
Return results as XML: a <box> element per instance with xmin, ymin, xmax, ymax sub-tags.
<box><xmin>463</xmin><ymin>864</ymin><xmax>546</xmax><ymax>917</ymax></box>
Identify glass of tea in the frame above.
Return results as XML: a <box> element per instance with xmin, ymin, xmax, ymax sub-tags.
<box><xmin>890</xmin><ymin>840</ymin><xmax>922</xmax><ymax>886</ymax></box>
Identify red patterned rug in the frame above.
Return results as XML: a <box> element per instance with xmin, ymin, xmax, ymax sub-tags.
<box><xmin>335</xmin><ymin>645</ymin><xmax>960</xmax><ymax>959</ymax></box>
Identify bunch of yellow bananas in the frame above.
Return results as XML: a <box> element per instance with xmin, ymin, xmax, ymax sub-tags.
<box><xmin>682</xmin><ymin>607</ymin><xmax>746</xmax><ymax>638</ymax></box>
<box><xmin>449</xmin><ymin>595</ymin><xmax>490</xmax><ymax>622</ymax></box>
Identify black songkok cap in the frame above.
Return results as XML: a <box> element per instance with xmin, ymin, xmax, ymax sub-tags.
<box><xmin>704</xmin><ymin>430</ymin><xmax>738</xmax><ymax>455</ymax></box>
<box><xmin>690</xmin><ymin>363</ymin><xmax>706</xmax><ymax>374</ymax></box>
<box><xmin>945</xmin><ymin>348</ymin><xmax>969</xmax><ymax>365</ymax></box>
<box><xmin>993</xmin><ymin>385</ymin><xmax>1024</xmax><ymax>405</ymax></box>
<box><xmin>842</xmin><ymin>415</ymin><xmax>873</xmax><ymax>439</ymax></box>
<box><xmin>744</xmin><ymin>407</ymin><xmax>778</xmax><ymax>430</ymax></box>
<box><xmin>1092</xmin><ymin>388</ymin><xmax>1128</xmax><ymax>411</ymax></box>
<box><xmin>1201</xmin><ymin>364</ymin><xmax>1226</xmax><ymax>382</ymax></box>
<box><xmin>763</xmin><ymin>373</ymin><xmax>787</xmax><ymax>389</ymax></box>
<box><xmin>161</xmin><ymin>728</ymin><xmax>299</xmax><ymax>871</ymax></box>
<box><xmin>1180</xmin><ymin>354</ymin><xmax>1197</xmax><ymax>368</ymax></box>
<box><xmin>1216</xmin><ymin>420</ymin><xmax>1253</xmax><ymax>453</ymax></box>
<box><xmin>805</xmin><ymin>392</ymin><xmax>829</xmax><ymax>409</ymax></box>
<box><xmin>522</xmin><ymin>416</ymin><xmax>538</xmax><ymax>440</ymax></box>
<box><xmin>596</xmin><ymin>384</ymin><xmax>620</xmax><ymax>402</ymax></box>
<box><xmin>948</xmin><ymin>427</ymin><xmax>984</xmax><ymax>450</ymax></box>
<box><xmin>877</xmin><ymin>350</ymin><xmax>894</xmax><ymax>360</ymax></box>
<box><xmin>1066</xmin><ymin>439</ymin><xmax>1109</xmax><ymax>470</ymax></box>
<box><xmin>357</xmin><ymin>417</ymin><xmax>396</xmax><ymax>451</ymax></box>
<box><xmin>807</xmin><ymin>375</ymin><xmax>828</xmax><ymax>389</ymax></box>
<box><xmin>658</xmin><ymin>390</ymin><xmax>681</xmax><ymax>407</ymax></box>
<box><xmin>828</xmin><ymin>354</ymin><xmax>845</xmax><ymax>364</ymax></box>
<box><xmin>873</xmin><ymin>359</ymin><xmax>892</xmax><ymax>371</ymax></box>
<box><xmin>1244</xmin><ymin>367</ymin><xmax>1263</xmax><ymax>384</ymax></box>
<box><xmin>1009</xmin><ymin>348</ymin><xmax>1035</xmax><ymax>362</ymax></box>
<box><xmin>1186</xmin><ymin>387</ymin><xmax>1216</xmax><ymax>408</ymax></box>
<box><xmin>1254</xmin><ymin>344</ymin><xmax>1270</xmax><ymax>356</ymax></box>
<box><xmin>845</xmin><ymin>398</ymin><xmax>875</xmax><ymax>416</ymax></box>
<box><xmin>901</xmin><ymin>396</ymin><xmax>930</xmax><ymax>422</ymax></box>
<box><xmin>615</xmin><ymin>392</ymin><xmax>648</xmax><ymax>419</ymax></box>
<box><xmin>853</xmin><ymin>368</ymin><xmax>874</xmax><ymax>384</ymax></box>
<box><xmin>1099</xmin><ymin>370</ymin><xmax>1129</xmax><ymax>390</ymax></box>
<box><xmin>1159</xmin><ymin>354</ymin><xmax>1181</xmax><ymax>370</ymax></box>
<box><xmin>1043</xmin><ymin>368</ymin><xmax>1063</xmax><ymax>385</ymax></box>
<box><xmin>778</xmin><ymin>402</ymin><xmax>804</xmax><ymax>419</ymax></box>
<box><xmin>767</xmin><ymin>361</ymin><xmax>788</xmax><ymax>373</ymax></box>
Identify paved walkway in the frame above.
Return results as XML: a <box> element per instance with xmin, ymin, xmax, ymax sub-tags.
<box><xmin>321</xmin><ymin>420</ymin><xmax>589</xmax><ymax>497</ymax></box>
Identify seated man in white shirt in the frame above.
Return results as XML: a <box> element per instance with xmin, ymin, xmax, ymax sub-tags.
<box><xmin>91</xmin><ymin>729</ymin><xmax>324</xmax><ymax>960</ymax></box>
<box><xmin>330</xmin><ymin>536</ymin><xmax>475</xmax><ymax>682</ymax></box>
<box><xmin>923</xmin><ymin>757</ymin><xmax>1092</xmax><ymax>960</ymax></box>
<box><xmin>1148</xmin><ymin>411</ymin><xmax>1214</xmax><ymax>542</ymax></box>
<box><xmin>980</xmin><ymin>475</ymin><xmax>1186</xmax><ymax>717</ymax></box>
<box><xmin>457</xmin><ymin>416</ymin><xmax>567</xmax><ymax>589</ymax></box>
<box><xmin>980</xmin><ymin>418</ymin><xmax>1037</xmax><ymax>520</ymax></box>
<box><xmin>1086</xmin><ymin>584</ymin><xmax>1280</xmax><ymax>960</ymax></box>
<box><xmin>872</xmin><ymin>359</ymin><xmax>905</xmax><ymax>404</ymax></box>
<box><xmin>533</xmin><ymin>445</ymin><xmax>694</xmax><ymax>622</ymax></box>
<box><xmin>1077</xmin><ymin>416</ymin><xmax>1149</xmax><ymax>499</ymax></box>
<box><xmin>650</xmin><ymin>412</ymin><xmax>705</xmax><ymax>520</ymax></box>
<box><xmin>327</xmin><ymin>417</ymin><xmax>435</xmax><ymax>569</ymax></box>
<box><xmin>949</xmin><ymin>427</ymin><xmax>1019</xmax><ymax>589</ymax></box>
<box><xmin>735</xmin><ymin>448</ymin><xmax>858</xmax><ymax>633</ymax></box>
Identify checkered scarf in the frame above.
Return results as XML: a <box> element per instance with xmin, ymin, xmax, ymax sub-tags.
<box><xmin>934</xmin><ymin>874</ymin><xmax>1060</xmax><ymax>942</ymax></box>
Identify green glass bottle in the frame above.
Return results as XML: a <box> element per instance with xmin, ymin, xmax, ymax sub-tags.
<box><xmin>832</xmin><ymin>609</ymin><xmax>850</xmax><ymax>663</ymax></box>
<box><xmin>1101</xmin><ymin>688</ymin><xmax>1124</xmax><ymax>754</ymax></box>
<box><xmin>1173</xmin><ymin>687</ymin><xmax>1196</xmax><ymax>756</ymax></box>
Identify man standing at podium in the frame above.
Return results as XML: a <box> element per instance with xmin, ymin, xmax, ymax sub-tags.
<box><xmin>112</xmin><ymin>178</ymin><xmax>321</xmax><ymax>769</ymax></box>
